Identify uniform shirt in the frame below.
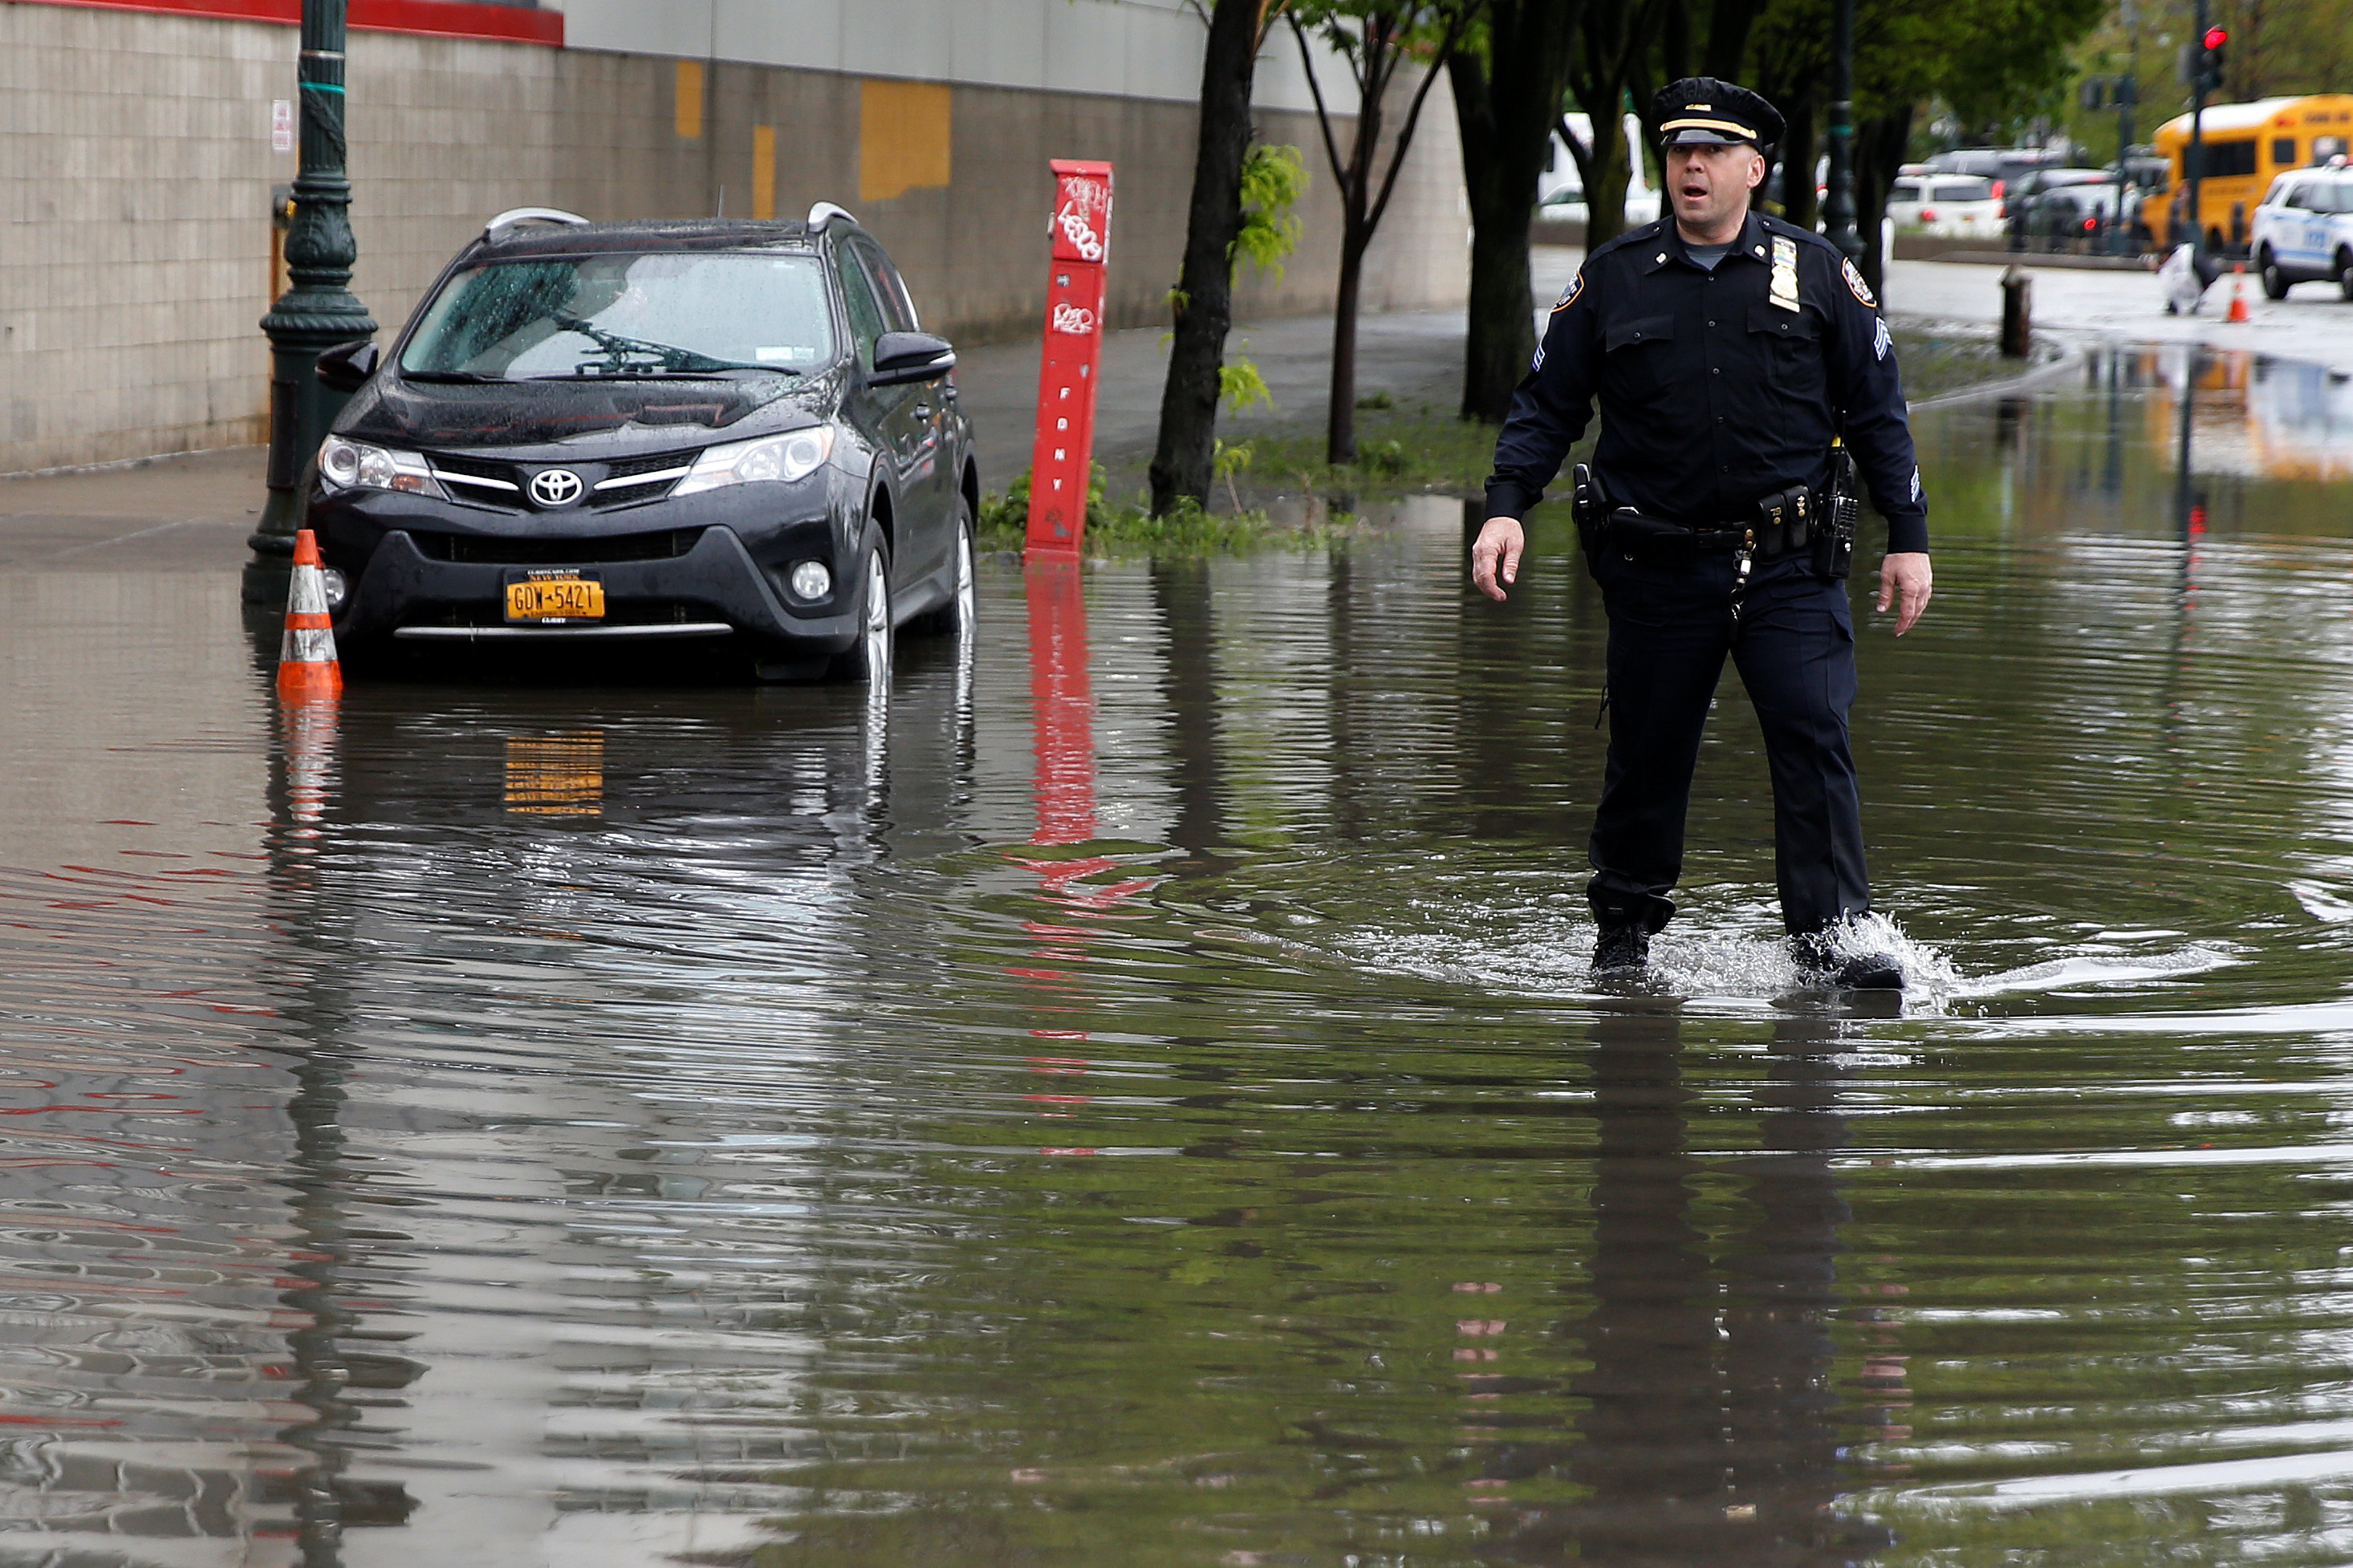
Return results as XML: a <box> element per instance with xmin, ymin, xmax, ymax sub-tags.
<box><xmin>1485</xmin><ymin>209</ymin><xmax>1928</xmax><ymax>555</ymax></box>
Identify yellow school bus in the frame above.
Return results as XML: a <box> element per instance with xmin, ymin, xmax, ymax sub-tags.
<box><xmin>2154</xmin><ymin>93</ymin><xmax>2353</xmax><ymax>250</ymax></box>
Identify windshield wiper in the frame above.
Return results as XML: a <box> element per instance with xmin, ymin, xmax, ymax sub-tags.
<box><xmin>529</xmin><ymin>364</ymin><xmax>796</xmax><ymax>380</ymax></box>
<box><xmin>400</xmin><ymin>369</ymin><xmax>504</xmax><ymax>384</ymax></box>
<box><xmin>552</xmin><ymin>315</ymin><xmax>753</xmax><ymax>375</ymax></box>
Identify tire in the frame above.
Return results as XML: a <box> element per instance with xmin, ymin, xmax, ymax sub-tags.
<box><xmin>826</xmin><ymin>528</ymin><xmax>892</xmax><ymax>688</ymax></box>
<box><xmin>2340</xmin><ymin>251</ymin><xmax>2353</xmax><ymax>303</ymax></box>
<box><xmin>912</xmin><ymin>498</ymin><xmax>977</xmax><ymax>638</ymax></box>
<box><xmin>2259</xmin><ymin>247</ymin><xmax>2290</xmax><ymax>300</ymax></box>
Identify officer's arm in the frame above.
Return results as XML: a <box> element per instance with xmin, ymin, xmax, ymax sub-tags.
<box><xmin>1473</xmin><ymin>273</ymin><xmax>1599</xmax><ymax>600</ymax></box>
<box><xmin>1824</xmin><ymin>258</ymin><xmax>1927</xmax><ymax>556</ymax></box>
<box><xmin>1485</xmin><ymin>274</ymin><xmax>1600</xmax><ymax>521</ymax></box>
<box><xmin>1825</xmin><ymin>257</ymin><xmax>1932</xmax><ymax>634</ymax></box>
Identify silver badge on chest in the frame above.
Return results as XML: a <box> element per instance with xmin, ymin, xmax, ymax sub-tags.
<box><xmin>1770</xmin><ymin>235</ymin><xmax>1800</xmax><ymax>313</ymax></box>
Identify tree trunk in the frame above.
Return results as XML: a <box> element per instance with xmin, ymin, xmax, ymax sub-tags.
<box><xmin>1701</xmin><ymin>0</ymin><xmax>1765</xmax><ymax>81</ymax></box>
<box><xmin>1148</xmin><ymin>0</ymin><xmax>1263</xmax><ymax>516</ymax></box>
<box><xmin>1774</xmin><ymin>87</ymin><xmax>1819</xmax><ymax>232</ymax></box>
<box><xmin>1567</xmin><ymin>0</ymin><xmax>1672</xmax><ymax>249</ymax></box>
<box><xmin>1855</xmin><ymin>104</ymin><xmax>1913</xmax><ymax>303</ymax></box>
<box><xmin>1585</xmin><ymin>119</ymin><xmax>1634</xmax><ymax>249</ymax></box>
<box><xmin>1293</xmin><ymin>10</ymin><xmax>1472</xmax><ymax>467</ymax></box>
<box><xmin>1328</xmin><ymin>219</ymin><xmax>1366</xmax><ymax>463</ymax></box>
<box><xmin>1451</xmin><ymin>0</ymin><xmax>1580</xmax><ymax>424</ymax></box>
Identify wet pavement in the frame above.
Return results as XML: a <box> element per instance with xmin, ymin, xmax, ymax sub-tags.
<box><xmin>6</xmin><ymin>341</ymin><xmax>2353</xmax><ymax>1566</ymax></box>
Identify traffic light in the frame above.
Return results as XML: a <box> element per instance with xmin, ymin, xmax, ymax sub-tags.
<box><xmin>2198</xmin><ymin>26</ymin><xmax>2229</xmax><ymax>92</ymax></box>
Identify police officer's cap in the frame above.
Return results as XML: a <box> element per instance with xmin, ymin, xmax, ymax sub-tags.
<box><xmin>1653</xmin><ymin>78</ymin><xmax>1783</xmax><ymax>157</ymax></box>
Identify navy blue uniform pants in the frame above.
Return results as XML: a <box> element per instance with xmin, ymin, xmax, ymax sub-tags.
<box><xmin>1587</xmin><ymin>547</ymin><xmax>1870</xmax><ymax>936</ymax></box>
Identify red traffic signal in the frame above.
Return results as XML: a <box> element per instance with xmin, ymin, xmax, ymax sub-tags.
<box><xmin>2203</xmin><ymin>26</ymin><xmax>2229</xmax><ymax>49</ymax></box>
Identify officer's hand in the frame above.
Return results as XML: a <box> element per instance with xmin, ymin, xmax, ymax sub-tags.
<box><xmin>1875</xmin><ymin>551</ymin><xmax>1933</xmax><ymax>636</ymax></box>
<box><xmin>1470</xmin><ymin>518</ymin><xmax>1526</xmax><ymax>602</ymax></box>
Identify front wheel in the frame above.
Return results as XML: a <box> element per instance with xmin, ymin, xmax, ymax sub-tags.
<box><xmin>912</xmin><ymin>498</ymin><xmax>977</xmax><ymax>639</ymax></box>
<box><xmin>2339</xmin><ymin>251</ymin><xmax>2353</xmax><ymax>303</ymax></box>
<box><xmin>827</xmin><ymin>530</ymin><xmax>892</xmax><ymax>688</ymax></box>
<box><xmin>2259</xmin><ymin>248</ymin><xmax>2290</xmax><ymax>300</ymax></box>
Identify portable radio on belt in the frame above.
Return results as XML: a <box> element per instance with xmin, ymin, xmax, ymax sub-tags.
<box><xmin>1820</xmin><ymin>440</ymin><xmax>1859</xmax><ymax>581</ymax></box>
<box><xmin>1571</xmin><ymin>462</ymin><xmax>1607</xmax><ymax>567</ymax></box>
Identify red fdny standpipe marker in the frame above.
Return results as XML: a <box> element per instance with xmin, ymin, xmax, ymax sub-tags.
<box><xmin>276</xmin><ymin>528</ymin><xmax>343</xmax><ymax>700</ymax></box>
<box><xmin>1025</xmin><ymin>160</ymin><xmax>1114</xmax><ymax>558</ymax></box>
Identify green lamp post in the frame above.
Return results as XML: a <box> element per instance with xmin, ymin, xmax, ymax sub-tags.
<box><xmin>247</xmin><ymin>0</ymin><xmax>376</xmax><ymax>603</ymax></box>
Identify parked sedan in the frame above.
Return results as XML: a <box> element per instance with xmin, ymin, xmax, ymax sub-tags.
<box><xmin>304</xmin><ymin>207</ymin><xmax>977</xmax><ymax>684</ymax></box>
<box><xmin>2252</xmin><ymin>168</ymin><xmax>2353</xmax><ymax>299</ymax></box>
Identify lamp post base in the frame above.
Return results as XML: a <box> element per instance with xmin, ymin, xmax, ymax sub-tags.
<box><xmin>244</xmin><ymin>487</ymin><xmax>305</xmax><ymax>603</ymax></box>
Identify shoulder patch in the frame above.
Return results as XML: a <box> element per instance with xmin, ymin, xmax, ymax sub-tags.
<box><xmin>1843</xmin><ymin>258</ymin><xmax>1877</xmax><ymax>309</ymax></box>
<box><xmin>1551</xmin><ymin>270</ymin><xmax>1586</xmax><ymax>313</ymax></box>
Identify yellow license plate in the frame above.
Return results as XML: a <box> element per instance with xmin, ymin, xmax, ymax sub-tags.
<box><xmin>505</xmin><ymin>577</ymin><xmax>605</xmax><ymax>622</ymax></box>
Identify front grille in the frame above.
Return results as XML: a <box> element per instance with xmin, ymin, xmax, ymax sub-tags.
<box><xmin>602</xmin><ymin>449</ymin><xmax>697</xmax><ymax>480</ymax></box>
<box><xmin>421</xmin><ymin>449</ymin><xmax>699</xmax><ymax>510</ymax></box>
<box><xmin>588</xmin><ymin>448</ymin><xmax>697</xmax><ymax>510</ymax></box>
<box><xmin>408</xmin><ymin>527</ymin><xmax>706</xmax><ymax>565</ymax></box>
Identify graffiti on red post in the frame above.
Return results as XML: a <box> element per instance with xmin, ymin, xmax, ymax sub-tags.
<box><xmin>1025</xmin><ymin>160</ymin><xmax>1114</xmax><ymax>558</ymax></box>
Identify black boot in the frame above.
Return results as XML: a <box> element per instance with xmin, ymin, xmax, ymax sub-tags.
<box><xmin>1591</xmin><ymin>921</ymin><xmax>1651</xmax><ymax>977</ymax></box>
<box><xmin>1793</xmin><ymin>926</ymin><xmax>1904</xmax><ymax>990</ymax></box>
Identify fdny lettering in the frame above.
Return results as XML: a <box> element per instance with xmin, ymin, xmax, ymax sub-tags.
<box><xmin>1552</xmin><ymin>271</ymin><xmax>1586</xmax><ymax>313</ymax></box>
<box><xmin>1770</xmin><ymin>236</ymin><xmax>1800</xmax><ymax>312</ymax></box>
<box><xmin>1843</xmin><ymin>258</ymin><xmax>1877</xmax><ymax>309</ymax></box>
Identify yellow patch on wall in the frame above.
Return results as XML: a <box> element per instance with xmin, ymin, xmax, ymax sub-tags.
<box><xmin>858</xmin><ymin>79</ymin><xmax>953</xmax><ymax>205</ymax></box>
<box><xmin>751</xmin><ymin>125</ymin><xmax>776</xmax><ymax>221</ymax></box>
<box><xmin>675</xmin><ymin>60</ymin><xmax>704</xmax><ymax>140</ymax></box>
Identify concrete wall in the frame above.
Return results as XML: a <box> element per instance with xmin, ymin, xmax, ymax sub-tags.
<box><xmin>547</xmin><ymin>0</ymin><xmax>1341</xmax><ymax>114</ymax></box>
<box><xmin>0</xmin><ymin>1</ymin><xmax>1466</xmax><ymax>476</ymax></box>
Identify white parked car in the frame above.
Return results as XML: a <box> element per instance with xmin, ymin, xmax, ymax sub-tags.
<box><xmin>1537</xmin><ymin>113</ymin><xmax>1663</xmax><ymax>230</ymax></box>
<box><xmin>1886</xmin><ymin>173</ymin><xmax>2004</xmax><ymax>238</ymax></box>
<box><xmin>2251</xmin><ymin>168</ymin><xmax>2353</xmax><ymax>299</ymax></box>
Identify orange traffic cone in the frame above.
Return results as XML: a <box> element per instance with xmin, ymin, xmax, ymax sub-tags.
<box><xmin>276</xmin><ymin>528</ymin><xmax>343</xmax><ymax>700</ymax></box>
<box><xmin>2227</xmin><ymin>263</ymin><xmax>2250</xmax><ymax>323</ymax></box>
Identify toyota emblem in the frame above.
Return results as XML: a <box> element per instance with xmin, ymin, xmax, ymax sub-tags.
<box><xmin>529</xmin><ymin>468</ymin><xmax>584</xmax><ymax>508</ymax></box>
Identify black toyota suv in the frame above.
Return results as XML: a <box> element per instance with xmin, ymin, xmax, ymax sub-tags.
<box><xmin>303</xmin><ymin>205</ymin><xmax>977</xmax><ymax>684</ymax></box>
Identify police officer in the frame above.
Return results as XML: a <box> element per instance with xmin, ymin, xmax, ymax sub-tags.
<box><xmin>1469</xmin><ymin>77</ymin><xmax>1932</xmax><ymax>988</ymax></box>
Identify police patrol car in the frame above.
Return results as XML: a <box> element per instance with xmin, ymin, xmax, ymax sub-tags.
<box><xmin>2250</xmin><ymin>165</ymin><xmax>2353</xmax><ymax>300</ymax></box>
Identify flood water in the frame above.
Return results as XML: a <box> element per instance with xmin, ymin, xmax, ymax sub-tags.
<box><xmin>9</xmin><ymin>343</ymin><xmax>2353</xmax><ymax>1566</ymax></box>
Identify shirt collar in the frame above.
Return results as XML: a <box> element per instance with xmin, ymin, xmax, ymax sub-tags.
<box><xmin>1642</xmin><ymin>209</ymin><xmax>1773</xmax><ymax>274</ymax></box>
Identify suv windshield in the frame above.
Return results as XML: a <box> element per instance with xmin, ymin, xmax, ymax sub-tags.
<box><xmin>400</xmin><ymin>252</ymin><xmax>836</xmax><ymax>380</ymax></box>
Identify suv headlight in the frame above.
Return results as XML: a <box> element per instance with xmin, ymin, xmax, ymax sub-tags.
<box><xmin>319</xmin><ymin>436</ymin><xmax>442</xmax><ymax>497</ymax></box>
<box><xmin>675</xmin><ymin>428</ymin><xmax>835</xmax><ymax>495</ymax></box>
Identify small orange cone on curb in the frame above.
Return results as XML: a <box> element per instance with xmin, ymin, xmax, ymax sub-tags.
<box><xmin>2227</xmin><ymin>263</ymin><xmax>2250</xmax><ymax>323</ymax></box>
<box><xmin>277</xmin><ymin>528</ymin><xmax>343</xmax><ymax>700</ymax></box>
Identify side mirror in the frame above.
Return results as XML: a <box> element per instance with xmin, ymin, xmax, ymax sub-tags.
<box><xmin>870</xmin><ymin>331</ymin><xmax>955</xmax><ymax>387</ymax></box>
<box><xmin>315</xmin><ymin>339</ymin><xmax>380</xmax><ymax>395</ymax></box>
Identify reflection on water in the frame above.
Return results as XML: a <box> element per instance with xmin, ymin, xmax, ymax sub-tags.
<box><xmin>5</xmin><ymin>347</ymin><xmax>2353</xmax><ymax>1564</ymax></box>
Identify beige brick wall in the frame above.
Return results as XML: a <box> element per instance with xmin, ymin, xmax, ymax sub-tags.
<box><xmin>0</xmin><ymin>2</ymin><xmax>1466</xmax><ymax>475</ymax></box>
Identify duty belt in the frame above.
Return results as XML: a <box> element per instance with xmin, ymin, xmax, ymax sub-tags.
<box><xmin>1602</xmin><ymin>505</ymin><xmax>1817</xmax><ymax>559</ymax></box>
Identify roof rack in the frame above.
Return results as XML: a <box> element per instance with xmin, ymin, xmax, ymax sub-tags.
<box><xmin>807</xmin><ymin>202</ymin><xmax>858</xmax><ymax>230</ymax></box>
<box><xmin>483</xmin><ymin>207</ymin><xmax>591</xmax><ymax>241</ymax></box>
